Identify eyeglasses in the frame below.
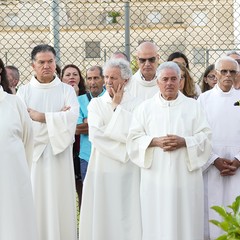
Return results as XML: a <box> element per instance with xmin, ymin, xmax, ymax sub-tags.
<box><xmin>216</xmin><ymin>69</ymin><xmax>238</xmax><ymax>76</ymax></box>
<box><xmin>138</xmin><ymin>56</ymin><xmax>157</xmax><ymax>64</ymax></box>
<box><xmin>207</xmin><ymin>74</ymin><xmax>216</xmax><ymax>80</ymax></box>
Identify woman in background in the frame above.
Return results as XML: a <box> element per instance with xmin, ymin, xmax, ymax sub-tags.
<box><xmin>176</xmin><ymin>62</ymin><xmax>197</xmax><ymax>98</ymax></box>
<box><xmin>167</xmin><ymin>51</ymin><xmax>190</xmax><ymax>69</ymax></box>
<box><xmin>167</xmin><ymin>51</ymin><xmax>201</xmax><ymax>97</ymax></box>
<box><xmin>62</xmin><ymin>64</ymin><xmax>86</xmax><ymax>96</ymax></box>
<box><xmin>61</xmin><ymin>64</ymin><xmax>86</xmax><ymax>208</ymax></box>
<box><xmin>200</xmin><ymin>64</ymin><xmax>217</xmax><ymax>92</ymax></box>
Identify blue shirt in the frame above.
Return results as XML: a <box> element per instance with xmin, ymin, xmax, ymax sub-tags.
<box><xmin>77</xmin><ymin>90</ymin><xmax>105</xmax><ymax>161</ymax></box>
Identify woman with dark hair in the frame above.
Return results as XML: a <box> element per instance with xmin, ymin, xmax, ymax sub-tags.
<box><xmin>200</xmin><ymin>64</ymin><xmax>217</xmax><ymax>92</ymax></box>
<box><xmin>0</xmin><ymin>58</ymin><xmax>12</xmax><ymax>94</ymax></box>
<box><xmin>61</xmin><ymin>64</ymin><xmax>86</xmax><ymax>96</ymax></box>
<box><xmin>61</xmin><ymin>64</ymin><xmax>86</xmax><ymax>209</ymax></box>
<box><xmin>0</xmin><ymin>57</ymin><xmax>38</xmax><ymax>240</ymax></box>
<box><xmin>167</xmin><ymin>51</ymin><xmax>190</xmax><ymax>70</ymax></box>
<box><xmin>176</xmin><ymin>62</ymin><xmax>197</xmax><ymax>98</ymax></box>
<box><xmin>167</xmin><ymin>51</ymin><xmax>202</xmax><ymax>97</ymax></box>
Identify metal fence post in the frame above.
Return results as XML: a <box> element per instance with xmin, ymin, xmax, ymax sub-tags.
<box><xmin>124</xmin><ymin>2</ymin><xmax>130</xmax><ymax>61</ymax></box>
<box><xmin>50</xmin><ymin>0</ymin><xmax>61</xmax><ymax>65</ymax></box>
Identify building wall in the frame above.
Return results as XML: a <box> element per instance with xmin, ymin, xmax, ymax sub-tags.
<box><xmin>0</xmin><ymin>0</ymin><xmax>237</xmax><ymax>84</ymax></box>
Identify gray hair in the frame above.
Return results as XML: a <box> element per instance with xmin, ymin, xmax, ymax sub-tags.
<box><xmin>87</xmin><ymin>65</ymin><xmax>103</xmax><ymax>77</ymax></box>
<box><xmin>111</xmin><ymin>51</ymin><xmax>129</xmax><ymax>61</ymax></box>
<box><xmin>215</xmin><ymin>56</ymin><xmax>238</xmax><ymax>70</ymax></box>
<box><xmin>103</xmin><ymin>58</ymin><xmax>132</xmax><ymax>80</ymax></box>
<box><xmin>226</xmin><ymin>50</ymin><xmax>240</xmax><ymax>57</ymax></box>
<box><xmin>157</xmin><ymin>61</ymin><xmax>181</xmax><ymax>80</ymax></box>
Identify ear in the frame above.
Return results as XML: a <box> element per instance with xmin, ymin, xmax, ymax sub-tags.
<box><xmin>31</xmin><ymin>62</ymin><xmax>35</xmax><ymax>70</ymax></box>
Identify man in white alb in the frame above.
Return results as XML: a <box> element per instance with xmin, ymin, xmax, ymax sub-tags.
<box><xmin>79</xmin><ymin>58</ymin><xmax>142</xmax><ymax>240</ymax></box>
<box><xmin>127</xmin><ymin>41</ymin><xmax>160</xmax><ymax>100</ymax></box>
<box><xmin>17</xmin><ymin>44</ymin><xmax>79</xmax><ymax>240</ymax></box>
<box><xmin>127</xmin><ymin>61</ymin><xmax>212</xmax><ymax>240</ymax></box>
<box><xmin>198</xmin><ymin>56</ymin><xmax>240</xmax><ymax>240</ymax></box>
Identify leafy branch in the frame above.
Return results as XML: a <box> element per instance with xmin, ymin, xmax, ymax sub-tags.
<box><xmin>210</xmin><ymin>196</ymin><xmax>240</xmax><ymax>240</ymax></box>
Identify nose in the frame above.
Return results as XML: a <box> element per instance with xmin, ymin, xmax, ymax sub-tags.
<box><xmin>226</xmin><ymin>70</ymin><xmax>231</xmax><ymax>76</ymax></box>
<box><xmin>145</xmin><ymin>60</ymin><xmax>151</xmax><ymax>66</ymax></box>
<box><xmin>43</xmin><ymin>63</ymin><xmax>49</xmax><ymax>68</ymax></box>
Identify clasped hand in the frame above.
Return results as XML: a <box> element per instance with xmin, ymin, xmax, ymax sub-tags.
<box><xmin>151</xmin><ymin>134</ymin><xmax>186</xmax><ymax>152</ymax></box>
<box><xmin>214</xmin><ymin>158</ymin><xmax>240</xmax><ymax>176</ymax></box>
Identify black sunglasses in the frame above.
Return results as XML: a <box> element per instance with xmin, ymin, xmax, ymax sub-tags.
<box><xmin>138</xmin><ymin>57</ymin><xmax>157</xmax><ymax>64</ymax></box>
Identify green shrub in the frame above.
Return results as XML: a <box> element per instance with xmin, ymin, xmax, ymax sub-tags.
<box><xmin>210</xmin><ymin>196</ymin><xmax>240</xmax><ymax>240</ymax></box>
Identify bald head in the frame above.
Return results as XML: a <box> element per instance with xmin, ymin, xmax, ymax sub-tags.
<box><xmin>136</xmin><ymin>41</ymin><xmax>158</xmax><ymax>55</ymax></box>
<box><xmin>136</xmin><ymin>41</ymin><xmax>159</xmax><ymax>81</ymax></box>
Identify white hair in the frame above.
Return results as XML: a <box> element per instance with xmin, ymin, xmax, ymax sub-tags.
<box><xmin>157</xmin><ymin>61</ymin><xmax>181</xmax><ymax>80</ymax></box>
<box><xmin>226</xmin><ymin>50</ymin><xmax>240</xmax><ymax>57</ymax></box>
<box><xmin>103</xmin><ymin>58</ymin><xmax>132</xmax><ymax>80</ymax></box>
<box><xmin>215</xmin><ymin>56</ymin><xmax>238</xmax><ymax>70</ymax></box>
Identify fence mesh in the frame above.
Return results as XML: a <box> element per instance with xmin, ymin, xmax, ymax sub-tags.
<box><xmin>0</xmin><ymin>0</ymin><xmax>240</xmax><ymax>85</ymax></box>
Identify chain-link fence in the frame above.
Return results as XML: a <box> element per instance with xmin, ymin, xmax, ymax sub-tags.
<box><xmin>0</xmin><ymin>0</ymin><xmax>240</xmax><ymax>85</ymax></box>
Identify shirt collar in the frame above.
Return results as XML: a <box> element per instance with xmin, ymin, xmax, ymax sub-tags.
<box><xmin>140</xmin><ymin>72</ymin><xmax>157</xmax><ymax>82</ymax></box>
<box><xmin>89</xmin><ymin>88</ymin><xmax>106</xmax><ymax>98</ymax></box>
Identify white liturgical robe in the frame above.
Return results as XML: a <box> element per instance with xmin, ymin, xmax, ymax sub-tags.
<box><xmin>126</xmin><ymin>69</ymin><xmax>159</xmax><ymax>100</ymax></box>
<box><xmin>198</xmin><ymin>84</ymin><xmax>240</xmax><ymax>240</ymax></box>
<box><xmin>79</xmin><ymin>90</ymin><xmax>142</xmax><ymax>240</ymax></box>
<box><xmin>17</xmin><ymin>76</ymin><xmax>79</xmax><ymax>240</ymax></box>
<box><xmin>127</xmin><ymin>91</ymin><xmax>212</xmax><ymax>240</ymax></box>
<box><xmin>0</xmin><ymin>87</ymin><xmax>38</xmax><ymax>240</ymax></box>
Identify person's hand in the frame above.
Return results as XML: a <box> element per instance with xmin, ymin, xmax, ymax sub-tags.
<box><xmin>83</xmin><ymin>118</ymin><xmax>88</xmax><ymax>123</ymax></box>
<box><xmin>150</xmin><ymin>134</ymin><xmax>186</xmax><ymax>152</ymax></box>
<box><xmin>214</xmin><ymin>158</ymin><xmax>239</xmax><ymax>176</ymax></box>
<box><xmin>61</xmin><ymin>106</ymin><xmax>71</xmax><ymax>111</ymax></box>
<box><xmin>161</xmin><ymin>134</ymin><xmax>186</xmax><ymax>151</ymax></box>
<box><xmin>27</xmin><ymin>108</ymin><xmax>45</xmax><ymax>123</ymax></box>
<box><xmin>111</xmin><ymin>82</ymin><xmax>126</xmax><ymax>110</ymax></box>
<box><xmin>72</xmin><ymin>83</ymin><xmax>79</xmax><ymax>95</ymax></box>
<box><xmin>163</xmin><ymin>134</ymin><xmax>186</xmax><ymax>151</ymax></box>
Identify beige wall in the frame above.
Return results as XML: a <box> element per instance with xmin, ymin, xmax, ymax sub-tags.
<box><xmin>0</xmin><ymin>0</ymin><xmax>236</xmax><ymax>84</ymax></box>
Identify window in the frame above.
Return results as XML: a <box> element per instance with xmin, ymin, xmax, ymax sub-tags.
<box><xmin>193</xmin><ymin>48</ymin><xmax>205</xmax><ymax>65</ymax></box>
<box><xmin>85</xmin><ymin>41</ymin><xmax>101</xmax><ymax>58</ymax></box>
